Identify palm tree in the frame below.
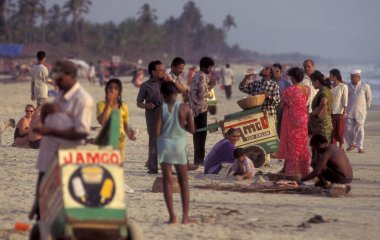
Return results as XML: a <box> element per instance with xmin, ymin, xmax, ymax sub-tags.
<box><xmin>0</xmin><ymin>0</ymin><xmax>15</xmax><ymax>41</ymax></box>
<box><xmin>178</xmin><ymin>1</ymin><xmax>203</xmax><ymax>58</ymax></box>
<box><xmin>13</xmin><ymin>0</ymin><xmax>46</xmax><ymax>43</ymax></box>
<box><xmin>223</xmin><ymin>14</ymin><xmax>237</xmax><ymax>32</ymax></box>
<box><xmin>137</xmin><ymin>3</ymin><xmax>157</xmax><ymax>27</ymax></box>
<box><xmin>63</xmin><ymin>0</ymin><xmax>92</xmax><ymax>44</ymax></box>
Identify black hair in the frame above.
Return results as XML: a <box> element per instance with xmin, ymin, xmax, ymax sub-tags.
<box><xmin>310</xmin><ymin>70</ymin><xmax>331</xmax><ymax>88</ymax></box>
<box><xmin>272</xmin><ymin>63</ymin><xmax>283</xmax><ymax>71</ymax></box>
<box><xmin>303</xmin><ymin>59</ymin><xmax>315</xmax><ymax>67</ymax></box>
<box><xmin>105</xmin><ymin>78</ymin><xmax>122</xmax><ymax>108</ymax></box>
<box><xmin>225</xmin><ymin>128</ymin><xmax>238</xmax><ymax>136</ymax></box>
<box><xmin>171</xmin><ymin>57</ymin><xmax>185</xmax><ymax>68</ymax></box>
<box><xmin>259</xmin><ymin>66</ymin><xmax>272</xmax><ymax>78</ymax></box>
<box><xmin>226</xmin><ymin>63</ymin><xmax>230</xmax><ymax>68</ymax></box>
<box><xmin>160</xmin><ymin>81</ymin><xmax>178</xmax><ymax>96</ymax></box>
<box><xmin>53</xmin><ymin>60</ymin><xmax>77</xmax><ymax>78</ymax></box>
<box><xmin>234</xmin><ymin>148</ymin><xmax>245</xmax><ymax>158</ymax></box>
<box><xmin>330</xmin><ymin>69</ymin><xmax>343</xmax><ymax>82</ymax></box>
<box><xmin>310</xmin><ymin>134</ymin><xmax>328</xmax><ymax>147</ymax></box>
<box><xmin>36</xmin><ymin>51</ymin><xmax>46</xmax><ymax>61</ymax></box>
<box><xmin>148</xmin><ymin>60</ymin><xmax>162</xmax><ymax>77</ymax></box>
<box><xmin>199</xmin><ymin>57</ymin><xmax>214</xmax><ymax>69</ymax></box>
<box><xmin>287</xmin><ymin>67</ymin><xmax>304</xmax><ymax>83</ymax></box>
<box><xmin>40</xmin><ymin>103</ymin><xmax>55</xmax><ymax>124</ymax></box>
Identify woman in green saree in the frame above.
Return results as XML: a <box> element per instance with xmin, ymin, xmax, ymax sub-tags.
<box><xmin>309</xmin><ymin>70</ymin><xmax>333</xmax><ymax>141</ymax></box>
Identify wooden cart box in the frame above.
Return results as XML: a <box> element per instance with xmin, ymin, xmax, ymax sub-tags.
<box><xmin>222</xmin><ymin>107</ymin><xmax>279</xmax><ymax>154</ymax></box>
<box><xmin>198</xmin><ymin>106</ymin><xmax>279</xmax><ymax>167</ymax></box>
<box><xmin>39</xmin><ymin>147</ymin><xmax>126</xmax><ymax>237</ymax></box>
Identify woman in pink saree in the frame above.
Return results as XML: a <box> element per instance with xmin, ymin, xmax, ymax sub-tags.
<box><xmin>278</xmin><ymin>67</ymin><xmax>311</xmax><ymax>177</ymax></box>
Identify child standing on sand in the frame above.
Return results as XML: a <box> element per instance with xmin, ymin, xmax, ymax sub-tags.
<box><xmin>155</xmin><ymin>81</ymin><xmax>195</xmax><ymax>224</ymax></box>
<box><xmin>232</xmin><ymin>148</ymin><xmax>255</xmax><ymax>180</ymax></box>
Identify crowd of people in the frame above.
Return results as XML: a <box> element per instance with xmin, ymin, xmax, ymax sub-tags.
<box><xmin>18</xmin><ymin>50</ymin><xmax>372</xmax><ymax>224</ymax></box>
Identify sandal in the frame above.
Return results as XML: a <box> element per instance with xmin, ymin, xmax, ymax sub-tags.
<box><xmin>346</xmin><ymin>145</ymin><xmax>356</xmax><ymax>152</ymax></box>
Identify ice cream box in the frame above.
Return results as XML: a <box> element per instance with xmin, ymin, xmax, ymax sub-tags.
<box><xmin>39</xmin><ymin>147</ymin><xmax>126</xmax><ymax>233</ymax></box>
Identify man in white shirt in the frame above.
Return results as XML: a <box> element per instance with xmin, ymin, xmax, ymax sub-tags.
<box><xmin>345</xmin><ymin>69</ymin><xmax>372</xmax><ymax>153</ymax></box>
<box><xmin>167</xmin><ymin>57</ymin><xmax>186</xmax><ymax>94</ymax></box>
<box><xmin>330</xmin><ymin>69</ymin><xmax>348</xmax><ymax>149</ymax></box>
<box><xmin>302</xmin><ymin>59</ymin><xmax>318</xmax><ymax>113</ymax></box>
<box><xmin>30</xmin><ymin>60</ymin><xmax>93</xmax><ymax>220</ymax></box>
<box><xmin>31</xmin><ymin>51</ymin><xmax>53</xmax><ymax>106</ymax></box>
<box><xmin>222</xmin><ymin>64</ymin><xmax>234</xmax><ymax>99</ymax></box>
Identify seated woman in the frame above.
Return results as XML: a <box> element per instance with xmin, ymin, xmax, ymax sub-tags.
<box><xmin>28</xmin><ymin>106</ymin><xmax>42</xmax><ymax>149</ymax></box>
<box><xmin>13</xmin><ymin>104</ymin><xmax>34</xmax><ymax>147</ymax></box>
<box><xmin>204</xmin><ymin>128</ymin><xmax>240</xmax><ymax>174</ymax></box>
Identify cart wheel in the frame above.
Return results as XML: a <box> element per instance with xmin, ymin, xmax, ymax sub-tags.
<box><xmin>208</xmin><ymin>105</ymin><xmax>217</xmax><ymax>115</ymax></box>
<box><xmin>29</xmin><ymin>224</ymin><xmax>40</xmax><ymax>240</ymax></box>
<box><xmin>126</xmin><ymin>222</ymin><xmax>144</xmax><ymax>240</ymax></box>
<box><xmin>244</xmin><ymin>145</ymin><xmax>266</xmax><ymax>168</ymax></box>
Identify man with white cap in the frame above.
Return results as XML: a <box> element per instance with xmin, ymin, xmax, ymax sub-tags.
<box><xmin>345</xmin><ymin>69</ymin><xmax>372</xmax><ymax>153</ymax></box>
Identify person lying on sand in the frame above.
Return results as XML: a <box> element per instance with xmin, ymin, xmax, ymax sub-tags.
<box><xmin>301</xmin><ymin>134</ymin><xmax>353</xmax><ymax>187</ymax></box>
<box><xmin>231</xmin><ymin>148</ymin><xmax>255</xmax><ymax>180</ymax></box>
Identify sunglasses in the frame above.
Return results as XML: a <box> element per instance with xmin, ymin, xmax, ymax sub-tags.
<box><xmin>25</xmin><ymin>110</ymin><xmax>34</xmax><ymax>112</ymax></box>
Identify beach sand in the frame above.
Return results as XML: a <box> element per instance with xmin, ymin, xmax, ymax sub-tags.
<box><xmin>0</xmin><ymin>75</ymin><xmax>379</xmax><ymax>240</ymax></box>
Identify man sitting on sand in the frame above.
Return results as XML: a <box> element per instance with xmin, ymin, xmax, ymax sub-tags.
<box><xmin>301</xmin><ymin>134</ymin><xmax>353</xmax><ymax>187</ymax></box>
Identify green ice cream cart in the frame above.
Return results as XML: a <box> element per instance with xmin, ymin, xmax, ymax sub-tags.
<box><xmin>198</xmin><ymin>106</ymin><xmax>279</xmax><ymax>168</ymax></box>
<box><xmin>30</xmin><ymin>110</ymin><xmax>143</xmax><ymax>240</ymax></box>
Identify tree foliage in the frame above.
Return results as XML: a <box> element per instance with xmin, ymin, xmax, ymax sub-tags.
<box><xmin>0</xmin><ymin>0</ymin><xmax>244</xmax><ymax>62</ymax></box>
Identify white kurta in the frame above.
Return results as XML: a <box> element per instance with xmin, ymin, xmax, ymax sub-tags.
<box><xmin>346</xmin><ymin>81</ymin><xmax>372</xmax><ymax>123</ymax></box>
<box><xmin>302</xmin><ymin>75</ymin><xmax>318</xmax><ymax>113</ymax></box>
<box><xmin>332</xmin><ymin>82</ymin><xmax>348</xmax><ymax>114</ymax></box>
<box><xmin>345</xmin><ymin>81</ymin><xmax>372</xmax><ymax>149</ymax></box>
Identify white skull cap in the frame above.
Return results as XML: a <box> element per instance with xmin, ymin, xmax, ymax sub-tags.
<box><xmin>350</xmin><ymin>69</ymin><xmax>362</xmax><ymax>75</ymax></box>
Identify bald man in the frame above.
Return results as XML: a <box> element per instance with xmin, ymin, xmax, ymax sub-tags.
<box><xmin>302</xmin><ymin>59</ymin><xmax>318</xmax><ymax>113</ymax></box>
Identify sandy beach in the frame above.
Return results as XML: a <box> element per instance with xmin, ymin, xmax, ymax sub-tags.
<box><xmin>0</xmin><ymin>75</ymin><xmax>379</xmax><ymax>240</ymax></box>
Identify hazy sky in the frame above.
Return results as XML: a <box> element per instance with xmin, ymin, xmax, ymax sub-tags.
<box><xmin>47</xmin><ymin>0</ymin><xmax>380</xmax><ymax>62</ymax></box>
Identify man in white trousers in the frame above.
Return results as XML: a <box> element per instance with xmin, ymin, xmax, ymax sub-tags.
<box><xmin>345</xmin><ymin>69</ymin><xmax>372</xmax><ymax>153</ymax></box>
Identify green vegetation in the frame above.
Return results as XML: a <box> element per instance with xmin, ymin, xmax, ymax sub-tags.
<box><xmin>0</xmin><ymin>0</ymin><xmax>243</xmax><ymax>62</ymax></box>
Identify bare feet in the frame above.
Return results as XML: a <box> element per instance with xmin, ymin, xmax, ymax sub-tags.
<box><xmin>188</xmin><ymin>164</ymin><xmax>199</xmax><ymax>171</ymax></box>
<box><xmin>165</xmin><ymin>216</ymin><xmax>177</xmax><ymax>224</ymax></box>
<box><xmin>182</xmin><ymin>218</ymin><xmax>197</xmax><ymax>224</ymax></box>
